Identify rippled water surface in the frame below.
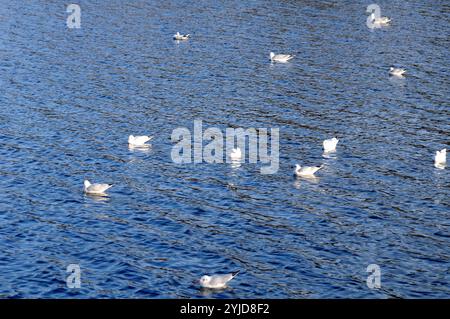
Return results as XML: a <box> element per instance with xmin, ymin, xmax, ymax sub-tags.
<box><xmin>0</xmin><ymin>0</ymin><xmax>449</xmax><ymax>298</ymax></box>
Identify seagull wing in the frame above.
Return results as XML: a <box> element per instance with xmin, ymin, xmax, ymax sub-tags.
<box><xmin>209</xmin><ymin>273</ymin><xmax>236</xmax><ymax>287</ymax></box>
<box><xmin>134</xmin><ymin>136</ymin><xmax>152</xmax><ymax>145</ymax></box>
<box><xmin>87</xmin><ymin>183</ymin><xmax>112</xmax><ymax>193</ymax></box>
<box><xmin>301</xmin><ymin>166</ymin><xmax>323</xmax><ymax>175</ymax></box>
<box><xmin>276</xmin><ymin>54</ymin><xmax>294</xmax><ymax>60</ymax></box>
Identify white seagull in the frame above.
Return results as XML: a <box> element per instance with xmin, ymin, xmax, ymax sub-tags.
<box><xmin>370</xmin><ymin>12</ymin><xmax>391</xmax><ymax>27</ymax></box>
<box><xmin>389</xmin><ymin>67</ymin><xmax>406</xmax><ymax>77</ymax></box>
<box><xmin>84</xmin><ymin>180</ymin><xmax>113</xmax><ymax>195</ymax></box>
<box><xmin>199</xmin><ymin>271</ymin><xmax>240</xmax><ymax>289</ymax></box>
<box><xmin>294</xmin><ymin>164</ymin><xmax>324</xmax><ymax>177</ymax></box>
<box><xmin>173</xmin><ymin>32</ymin><xmax>190</xmax><ymax>40</ymax></box>
<box><xmin>230</xmin><ymin>148</ymin><xmax>242</xmax><ymax>161</ymax></box>
<box><xmin>128</xmin><ymin>135</ymin><xmax>153</xmax><ymax>147</ymax></box>
<box><xmin>434</xmin><ymin>149</ymin><xmax>446</xmax><ymax>167</ymax></box>
<box><xmin>323</xmin><ymin>137</ymin><xmax>339</xmax><ymax>153</ymax></box>
<box><xmin>270</xmin><ymin>52</ymin><xmax>294</xmax><ymax>63</ymax></box>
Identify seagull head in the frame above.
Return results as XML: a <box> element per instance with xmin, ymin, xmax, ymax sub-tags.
<box><xmin>437</xmin><ymin>149</ymin><xmax>446</xmax><ymax>157</ymax></box>
<box><xmin>199</xmin><ymin>275</ymin><xmax>211</xmax><ymax>286</ymax></box>
<box><xmin>270</xmin><ymin>52</ymin><xmax>275</xmax><ymax>59</ymax></box>
<box><xmin>84</xmin><ymin>180</ymin><xmax>91</xmax><ymax>188</ymax></box>
<box><xmin>128</xmin><ymin>135</ymin><xmax>134</xmax><ymax>143</ymax></box>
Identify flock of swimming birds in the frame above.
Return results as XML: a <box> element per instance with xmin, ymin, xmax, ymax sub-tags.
<box><xmin>82</xmin><ymin>13</ymin><xmax>447</xmax><ymax>290</ymax></box>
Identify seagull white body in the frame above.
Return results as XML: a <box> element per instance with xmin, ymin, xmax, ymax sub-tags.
<box><xmin>389</xmin><ymin>67</ymin><xmax>406</xmax><ymax>77</ymax></box>
<box><xmin>84</xmin><ymin>180</ymin><xmax>113</xmax><ymax>195</ymax></box>
<box><xmin>370</xmin><ymin>12</ymin><xmax>391</xmax><ymax>27</ymax></box>
<box><xmin>230</xmin><ymin>148</ymin><xmax>242</xmax><ymax>161</ymax></box>
<box><xmin>128</xmin><ymin>135</ymin><xmax>153</xmax><ymax>146</ymax></box>
<box><xmin>173</xmin><ymin>32</ymin><xmax>190</xmax><ymax>40</ymax></box>
<box><xmin>270</xmin><ymin>52</ymin><xmax>294</xmax><ymax>63</ymax></box>
<box><xmin>294</xmin><ymin>164</ymin><xmax>324</xmax><ymax>177</ymax></box>
<box><xmin>323</xmin><ymin>137</ymin><xmax>339</xmax><ymax>153</ymax></box>
<box><xmin>435</xmin><ymin>149</ymin><xmax>446</xmax><ymax>166</ymax></box>
<box><xmin>199</xmin><ymin>271</ymin><xmax>239</xmax><ymax>289</ymax></box>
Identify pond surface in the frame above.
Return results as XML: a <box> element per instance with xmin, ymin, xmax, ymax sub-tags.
<box><xmin>0</xmin><ymin>0</ymin><xmax>448</xmax><ymax>298</ymax></box>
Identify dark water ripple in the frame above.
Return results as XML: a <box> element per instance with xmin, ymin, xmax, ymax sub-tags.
<box><xmin>0</xmin><ymin>1</ymin><xmax>449</xmax><ymax>298</ymax></box>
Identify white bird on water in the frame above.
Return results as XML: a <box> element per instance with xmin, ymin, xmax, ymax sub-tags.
<box><xmin>389</xmin><ymin>67</ymin><xmax>406</xmax><ymax>77</ymax></box>
<box><xmin>199</xmin><ymin>271</ymin><xmax>240</xmax><ymax>289</ymax></box>
<box><xmin>173</xmin><ymin>32</ymin><xmax>190</xmax><ymax>40</ymax></box>
<box><xmin>270</xmin><ymin>52</ymin><xmax>294</xmax><ymax>63</ymax></box>
<box><xmin>323</xmin><ymin>137</ymin><xmax>339</xmax><ymax>153</ymax></box>
<box><xmin>128</xmin><ymin>135</ymin><xmax>153</xmax><ymax>147</ymax></box>
<box><xmin>434</xmin><ymin>149</ymin><xmax>446</xmax><ymax>168</ymax></box>
<box><xmin>294</xmin><ymin>164</ymin><xmax>324</xmax><ymax>177</ymax></box>
<box><xmin>84</xmin><ymin>180</ymin><xmax>113</xmax><ymax>195</ymax></box>
<box><xmin>230</xmin><ymin>148</ymin><xmax>242</xmax><ymax>161</ymax></box>
<box><xmin>370</xmin><ymin>12</ymin><xmax>391</xmax><ymax>27</ymax></box>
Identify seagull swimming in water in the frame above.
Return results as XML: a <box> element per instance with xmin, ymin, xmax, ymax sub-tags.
<box><xmin>270</xmin><ymin>52</ymin><xmax>294</xmax><ymax>63</ymax></box>
<box><xmin>199</xmin><ymin>271</ymin><xmax>240</xmax><ymax>289</ymax></box>
<box><xmin>84</xmin><ymin>180</ymin><xmax>113</xmax><ymax>195</ymax></box>
<box><xmin>173</xmin><ymin>32</ymin><xmax>190</xmax><ymax>40</ymax></box>
<box><xmin>389</xmin><ymin>67</ymin><xmax>406</xmax><ymax>77</ymax></box>
<box><xmin>294</xmin><ymin>164</ymin><xmax>324</xmax><ymax>177</ymax></box>
<box><xmin>230</xmin><ymin>148</ymin><xmax>242</xmax><ymax>161</ymax></box>
<box><xmin>435</xmin><ymin>148</ymin><xmax>446</xmax><ymax>168</ymax></box>
<box><xmin>128</xmin><ymin>135</ymin><xmax>153</xmax><ymax>147</ymax></box>
<box><xmin>323</xmin><ymin>137</ymin><xmax>339</xmax><ymax>153</ymax></box>
<box><xmin>370</xmin><ymin>12</ymin><xmax>391</xmax><ymax>27</ymax></box>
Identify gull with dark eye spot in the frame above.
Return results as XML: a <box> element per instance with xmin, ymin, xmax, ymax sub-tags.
<box><xmin>270</xmin><ymin>52</ymin><xmax>294</xmax><ymax>63</ymax></box>
<box><xmin>389</xmin><ymin>67</ymin><xmax>406</xmax><ymax>77</ymax></box>
<box><xmin>370</xmin><ymin>12</ymin><xmax>391</xmax><ymax>27</ymax></box>
<box><xmin>173</xmin><ymin>32</ymin><xmax>190</xmax><ymax>40</ymax></box>
<box><xmin>198</xmin><ymin>270</ymin><xmax>240</xmax><ymax>289</ymax></box>
<box><xmin>128</xmin><ymin>135</ymin><xmax>153</xmax><ymax>147</ymax></box>
<box><xmin>84</xmin><ymin>180</ymin><xmax>113</xmax><ymax>195</ymax></box>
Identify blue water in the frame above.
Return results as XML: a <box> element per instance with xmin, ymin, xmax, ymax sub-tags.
<box><xmin>0</xmin><ymin>0</ymin><xmax>449</xmax><ymax>298</ymax></box>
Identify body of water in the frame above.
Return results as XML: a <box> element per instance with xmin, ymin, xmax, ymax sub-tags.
<box><xmin>0</xmin><ymin>0</ymin><xmax>449</xmax><ymax>298</ymax></box>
